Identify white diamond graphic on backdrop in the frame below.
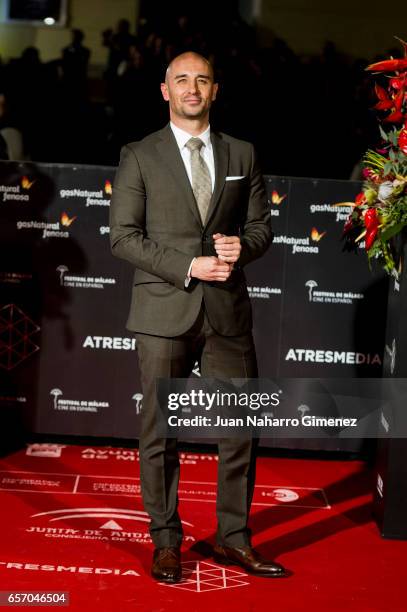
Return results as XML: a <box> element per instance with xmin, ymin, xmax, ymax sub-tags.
<box><xmin>0</xmin><ymin>304</ymin><xmax>40</xmax><ymax>370</ymax></box>
<box><xmin>167</xmin><ymin>560</ymin><xmax>249</xmax><ymax>592</ymax></box>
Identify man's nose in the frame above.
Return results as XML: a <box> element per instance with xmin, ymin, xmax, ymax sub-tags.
<box><xmin>187</xmin><ymin>80</ymin><xmax>199</xmax><ymax>94</ymax></box>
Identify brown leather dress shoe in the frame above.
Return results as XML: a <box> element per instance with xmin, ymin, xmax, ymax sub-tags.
<box><xmin>213</xmin><ymin>545</ymin><xmax>287</xmax><ymax>577</ymax></box>
<box><xmin>151</xmin><ymin>547</ymin><xmax>181</xmax><ymax>583</ymax></box>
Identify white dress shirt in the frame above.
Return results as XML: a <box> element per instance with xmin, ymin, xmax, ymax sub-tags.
<box><xmin>170</xmin><ymin>122</ymin><xmax>215</xmax><ymax>285</ymax></box>
<box><xmin>170</xmin><ymin>121</ymin><xmax>215</xmax><ymax>191</ymax></box>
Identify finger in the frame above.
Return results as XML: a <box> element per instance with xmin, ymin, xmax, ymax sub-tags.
<box><xmin>214</xmin><ymin>236</ymin><xmax>240</xmax><ymax>245</ymax></box>
<box><xmin>212</xmin><ymin>233</ymin><xmax>225</xmax><ymax>241</ymax></box>
<box><xmin>216</xmin><ymin>251</ymin><xmax>240</xmax><ymax>260</ymax></box>
<box><xmin>218</xmin><ymin>254</ymin><xmax>237</xmax><ymax>262</ymax></box>
<box><xmin>215</xmin><ymin>245</ymin><xmax>240</xmax><ymax>253</ymax></box>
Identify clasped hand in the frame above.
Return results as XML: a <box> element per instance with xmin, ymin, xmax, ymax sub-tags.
<box><xmin>190</xmin><ymin>233</ymin><xmax>241</xmax><ymax>282</ymax></box>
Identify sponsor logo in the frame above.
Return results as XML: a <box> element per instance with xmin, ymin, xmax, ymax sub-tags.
<box><xmin>131</xmin><ymin>393</ymin><xmax>143</xmax><ymax>415</ymax></box>
<box><xmin>273</xmin><ymin>232</ymin><xmax>323</xmax><ymax>254</ymax></box>
<box><xmin>309</xmin><ymin>202</ymin><xmax>350</xmax><ymax>223</ymax></box>
<box><xmin>262</xmin><ymin>488</ymin><xmax>300</xmax><ymax>502</ymax></box>
<box><xmin>269</xmin><ymin>190</ymin><xmax>287</xmax><ymax>217</ymax></box>
<box><xmin>50</xmin><ymin>388</ymin><xmax>108</xmax><ymax>413</ymax></box>
<box><xmin>0</xmin><ymin>560</ymin><xmax>140</xmax><ymax>577</ymax></box>
<box><xmin>271</xmin><ymin>190</ymin><xmax>286</xmax><ymax>205</ymax></box>
<box><xmin>310</xmin><ymin>227</ymin><xmax>326</xmax><ymax>242</ymax></box>
<box><xmin>26</xmin><ymin>444</ymin><xmax>66</xmax><ymax>458</ymax></box>
<box><xmin>0</xmin><ymin>176</ymin><xmax>35</xmax><ymax>202</ymax></box>
<box><xmin>60</xmin><ymin>212</ymin><xmax>77</xmax><ymax>227</ymax></box>
<box><xmin>59</xmin><ymin>182</ymin><xmax>112</xmax><ymax>207</ymax></box>
<box><xmin>80</xmin><ymin>448</ymin><xmax>218</xmax><ymax>465</ymax></box>
<box><xmin>305</xmin><ymin>280</ymin><xmax>364</xmax><ymax>304</ymax></box>
<box><xmin>99</xmin><ymin>225</ymin><xmax>110</xmax><ymax>235</ymax></box>
<box><xmin>21</xmin><ymin>176</ymin><xmax>35</xmax><ymax>190</ymax></box>
<box><xmin>16</xmin><ymin>213</ymin><xmax>76</xmax><ymax>239</ymax></box>
<box><xmin>385</xmin><ymin>338</ymin><xmax>396</xmax><ymax>375</ymax></box>
<box><xmin>82</xmin><ymin>448</ymin><xmax>138</xmax><ymax>461</ymax></box>
<box><xmin>83</xmin><ymin>336</ymin><xmax>137</xmax><ymax>350</ymax></box>
<box><xmin>168</xmin><ymin>561</ymin><xmax>249</xmax><ymax>592</ymax></box>
<box><xmin>0</xmin><ymin>304</ymin><xmax>40</xmax><ymax>370</ymax></box>
<box><xmin>248</xmin><ymin>285</ymin><xmax>282</xmax><ymax>299</ymax></box>
<box><xmin>285</xmin><ymin>348</ymin><xmax>382</xmax><ymax>365</ymax></box>
<box><xmin>56</xmin><ymin>265</ymin><xmax>116</xmax><ymax>289</ymax></box>
<box><xmin>25</xmin><ymin>507</ymin><xmax>194</xmax><ymax>546</ymax></box>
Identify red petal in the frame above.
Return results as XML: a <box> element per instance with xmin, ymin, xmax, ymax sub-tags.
<box><xmin>366</xmin><ymin>58</ymin><xmax>407</xmax><ymax>72</ymax></box>
<box><xmin>375</xmin><ymin>83</ymin><xmax>390</xmax><ymax>101</ymax></box>
<box><xmin>374</xmin><ymin>100</ymin><xmax>394</xmax><ymax>110</ymax></box>
<box><xmin>383</xmin><ymin>110</ymin><xmax>405</xmax><ymax>123</ymax></box>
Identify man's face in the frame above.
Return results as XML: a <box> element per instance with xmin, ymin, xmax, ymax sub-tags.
<box><xmin>161</xmin><ymin>56</ymin><xmax>218</xmax><ymax>121</ymax></box>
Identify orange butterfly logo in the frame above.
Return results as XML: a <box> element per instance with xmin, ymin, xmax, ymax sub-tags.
<box><xmin>21</xmin><ymin>176</ymin><xmax>35</xmax><ymax>190</ymax></box>
<box><xmin>311</xmin><ymin>227</ymin><xmax>326</xmax><ymax>242</ymax></box>
<box><xmin>105</xmin><ymin>180</ymin><xmax>112</xmax><ymax>195</ymax></box>
<box><xmin>271</xmin><ymin>190</ymin><xmax>286</xmax><ymax>205</ymax></box>
<box><xmin>60</xmin><ymin>212</ymin><xmax>77</xmax><ymax>227</ymax></box>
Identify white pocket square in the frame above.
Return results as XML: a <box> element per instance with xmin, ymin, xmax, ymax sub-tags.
<box><xmin>225</xmin><ymin>175</ymin><xmax>245</xmax><ymax>181</ymax></box>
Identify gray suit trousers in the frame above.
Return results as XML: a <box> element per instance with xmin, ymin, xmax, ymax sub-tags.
<box><xmin>135</xmin><ymin>306</ymin><xmax>258</xmax><ymax>548</ymax></box>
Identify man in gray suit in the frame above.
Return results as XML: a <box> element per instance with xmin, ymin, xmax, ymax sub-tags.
<box><xmin>110</xmin><ymin>52</ymin><xmax>287</xmax><ymax>582</ymax></box>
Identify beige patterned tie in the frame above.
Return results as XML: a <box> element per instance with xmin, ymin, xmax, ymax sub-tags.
<box><xmin>185</xmin><ymin>137</ymin><xmax>212</xmax><ymax>224</ymax></box>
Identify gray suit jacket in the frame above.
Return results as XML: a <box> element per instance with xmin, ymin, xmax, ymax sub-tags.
<box><xmin>109</xmin><ymin>124</ymin><xmax>272</xmax><ymax>337</ymax></box>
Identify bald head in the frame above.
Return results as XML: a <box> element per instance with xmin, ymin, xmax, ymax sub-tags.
<box><xmin>165</xmin><ymin>52</ymin><xmax>214</xmax><ymax>82</ymax></box>
<box><xmin>161</xmin><ymin>51</ymin><xmax>218</xmax><ymax>128</ymax></box>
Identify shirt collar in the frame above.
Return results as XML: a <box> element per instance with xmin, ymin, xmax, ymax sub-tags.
<box><xmin>170</xmin><ymin>122</ymin><xmax>211</xmax><ymax>151</ymax></box>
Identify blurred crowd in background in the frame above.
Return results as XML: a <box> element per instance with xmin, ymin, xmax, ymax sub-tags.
<box><xmin>0</xmin><ymin>10</ymin><xmax>399</xmax><ymax>178</ymax></box>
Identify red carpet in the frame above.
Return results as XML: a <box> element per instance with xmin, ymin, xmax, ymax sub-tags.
<box><xmin>0</xmin><ymin>443</ymin><xmax>404</xmax><ymax>611</ymax></box>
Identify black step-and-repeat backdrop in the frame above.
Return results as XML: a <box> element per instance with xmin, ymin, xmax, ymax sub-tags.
<box><xmin>0</xmin><ymin>161</ymin><xmax>388</xmax><ymax>449</ymax></box>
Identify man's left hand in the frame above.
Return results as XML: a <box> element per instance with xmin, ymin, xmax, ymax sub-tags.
<box><xmin>213</xmin><ymin>233</ymin><xmax>241</xmax><ymax>263</ymax></box>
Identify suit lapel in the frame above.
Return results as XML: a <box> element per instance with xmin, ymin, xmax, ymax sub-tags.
<box><xmin>204</xmin><ymin>132</ymin><xmax>229</xmax><ymax>229</ymax></box>
<box><xmin>155</xmin><ymin>124</ymin><xmax>202</xmax><ymax>228</ymax></box>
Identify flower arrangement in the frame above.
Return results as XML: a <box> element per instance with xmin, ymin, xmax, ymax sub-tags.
<box><xmin>342</xmin><ymin>38</ymin><xmax>407</xmax><ymax>277</ymax></box>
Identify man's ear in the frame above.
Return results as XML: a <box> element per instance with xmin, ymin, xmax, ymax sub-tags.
<box><xmin>161</xmin><ymin>82</ymin><xmax>169</xmax><ymax>101</ymax></box>
<box><xmin>212</xmin><ymin>83</ymin><xmax>219</xmax><ymax>101</ymax></box>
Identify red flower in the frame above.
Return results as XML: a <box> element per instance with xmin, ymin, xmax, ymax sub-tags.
<box><xmin>366</xmin><ymin>58</ymin><xmax>407</xmax><ymax>72</ymax></box>
<box><xmin>355</xmin><ymin>192</ymin><xmax>367</xmax><ymax>206</ymax></box>
<box><xmin>389</xmin><ymin>75</ymin><xmax>407</xmax><ymax>90</ymax></box>
<box><xmin>364</xmin><ymin>208</ymin><xmax>379</xmax><ymax>250</ymax></box>
<box><xmin>398</xmin><ymin>121</ymin><xmax>407</xmax><ymax>154</ymax></box>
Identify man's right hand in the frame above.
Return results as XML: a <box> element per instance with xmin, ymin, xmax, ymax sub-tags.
<box><xmin>190</xmin><ymin>256</ymin><xmax>233</xmax><ymax>282</ymax></box>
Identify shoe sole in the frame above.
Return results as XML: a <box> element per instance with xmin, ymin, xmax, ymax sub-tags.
<box><xmin>213</xmin><ymin>554</ymin><xmax>288</xmax><ymax>578</ymax></box>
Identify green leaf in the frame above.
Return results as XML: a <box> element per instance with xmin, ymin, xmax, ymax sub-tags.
<box><xmin>379</xmin><ymin>125</ymin><xmax>388</xmax><ymax>141</ymax></box>
<box><xmin>383</xmin><ymin>161</ymin><xmax>393</xmax><ymax>175</ymax></box>
<box><xmin>380</xmin><ymin>221</ymin><xmax>407</xmax><ymax>242</ymax></box>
